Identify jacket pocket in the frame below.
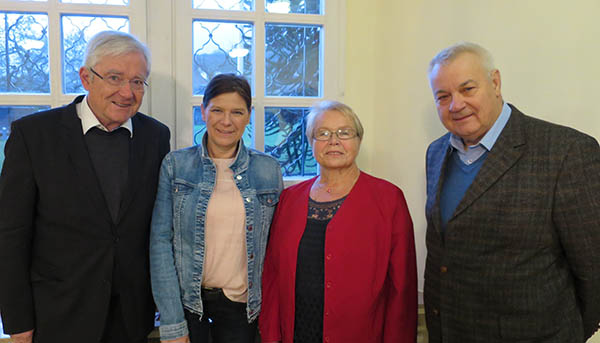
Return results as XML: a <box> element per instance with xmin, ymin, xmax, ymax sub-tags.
<box><xmin>256</xmin><ymin>190</ymin><xmax>280</xmax><ymax>207</ymax></box>
<box><xmin>499</xmin><ymin>311</ymin><xmax>561</xmax><ymax>340</ymax></box>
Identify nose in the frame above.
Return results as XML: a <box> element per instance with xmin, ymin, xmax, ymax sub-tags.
<box><xmin>327</xmin><ymin>133</ymin><xmax>341</xmax><ymax>145</ymax></box>
<box><xmin>221</xmin><ymin>112</ymin><xmax>233</xmax><ymax>125</ymax></box>
<box><xmin>448</xmin><ymin>94</ymin><xmax>465</xmax><ymax>112</ymax></box>
<box><xmin>117</xmin><ymin>81</ymin><xmax>135</xmax><ymax>98</ymax></box>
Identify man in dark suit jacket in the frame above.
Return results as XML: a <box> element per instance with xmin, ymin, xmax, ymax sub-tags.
<box><xmin>424</xmin><ymin>42</ymin><xmax>600</xmax><ymax>342</ymax></box>
<box><xmin>0</xmin><ymin>31</ymin><xmax>170</xmax><ymax>343</ymax></box>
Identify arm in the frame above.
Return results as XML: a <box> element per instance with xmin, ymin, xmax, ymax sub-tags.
<box><xmin>259</xmin><ymin>190</ymin><xmax>286</xmax><ymax>343</ymax></box>
<box><xmin>553</xmin><ymin>135</ymin><xmax>600</xmax><ymax>339</ymax></box>
<box><xmin>0</xmin><ymin>123</ymin><xmax>36</xmax><ymax>334</ymax></box>
<box><xmin>149</xmin><ymin>154</ymin><xmax>189</xmax><ymax>341</ymax></box>
<box><xmin>383</xmin><ymin>189</ymin><xmax>418</xmax><ymax>343</ymax></box>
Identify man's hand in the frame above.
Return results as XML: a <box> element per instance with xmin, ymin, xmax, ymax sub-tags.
<box><xmin>10</xmin><ymin>329</ymin><xmax>33</xmax><ymax>343</ymax></box>
<box><xmin>161</xmin><ymin>335</ymin><xmax>190</xmax><ymax>343</ymax></box>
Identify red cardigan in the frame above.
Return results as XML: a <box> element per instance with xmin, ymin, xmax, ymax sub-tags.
<box><xmin>259</xmin><ymin>172</ymin><xmax>417</xmax><ymax>343</ymax></box>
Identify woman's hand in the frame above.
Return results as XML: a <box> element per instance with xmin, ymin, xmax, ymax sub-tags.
<box><xmin>161</xmin><ymin>335</ymin><xmax>190</xmax><ymax>343</ymax></box>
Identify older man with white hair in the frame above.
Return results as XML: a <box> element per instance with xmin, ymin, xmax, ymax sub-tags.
<box><xmin>424</xmin><ymin>42</ymin><xmax>600</xmax><ymax>343</ymax></box>
<box><xmin>0</xmin><ymin>31</ymin><xmax>170</xmax><ymax>343</ymax></box>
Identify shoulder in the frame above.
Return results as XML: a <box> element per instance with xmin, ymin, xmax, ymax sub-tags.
<box><xmin>357</xmin><ymin>172</ymin><xmax>404</xmax><ymax>199</ymax></box>
<box><xmin>280</xmin><ymin>177</ymin><xmax>315</xmax><ymax>199</ymax></box>
<box><xmin>247</xmin><ymin>147</ymin><xmax>281</xmax><ymax>169</ymax></box>
<box><xmin>133</xmin><ymin>112</ymin><xmax>170</xmax><ymax>134</ymax></box>
<box><xmin>427</xmin><ymin>132</ymin><xmax>451</xmax><ymax>156</ymax></box>
<box><xmin>12</xmin><ymin>106</ymin><xmax>69</xmax><ymax>130</ymax></box>
<box><xmin>511</xmin><ymin>106</ymin><xmax>598</xmax><ymax>151</ymax></box>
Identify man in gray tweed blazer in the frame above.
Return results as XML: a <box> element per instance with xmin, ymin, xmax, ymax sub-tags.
<box><xmin>424</xmin><ymin>42</ymin><xmax>600</xmax><ymax>343</ymax></box>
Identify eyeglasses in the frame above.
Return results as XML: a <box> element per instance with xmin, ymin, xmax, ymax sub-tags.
<box><xmin>89</xmin><ymin>68</ymin><xmax>148</xmax><ymax>91</ymax></box>
<box><xmin>314</xmin><ymin>128</ymin><xmax>358</xmax><ymax>141</ymax></box>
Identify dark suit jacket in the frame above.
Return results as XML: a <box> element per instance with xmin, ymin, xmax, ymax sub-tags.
<box><xmin>424</xmin><ymin>105</ymin><xmax>600</xmax><ymax>343</ymax></box>
<box><xmin>0</xmin><ymin>96</ymin><xmax>170</xmax><ymax>342</ymax></box>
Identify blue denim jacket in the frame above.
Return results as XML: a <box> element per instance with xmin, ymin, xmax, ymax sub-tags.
<box><xmin>149</xmin><ymin>137</ymin><xmax>283</xmax><ymax>340</ymax></box>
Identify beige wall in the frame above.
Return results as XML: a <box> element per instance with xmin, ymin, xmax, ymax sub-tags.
<box><xmin>345</xmin><ymin>1</ymin><xmax>600</xmax><ymax>340</ymax></box>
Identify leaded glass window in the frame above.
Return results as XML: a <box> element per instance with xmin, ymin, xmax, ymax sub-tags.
<box><xmin>192</xmin><ymin>21</ymin><xmax>253</xmax><ymax>95</ymax></box>
<box><xmin>62</xmin><ymin>15</ymin><xmax>130</xmax><ymax>94</ymax></box>
<box><xmin>0</xmin><ymin>105</ymin><xmax>50</xmax><ymax>166</ymax></box>
<box><xmin>0</xmin><ymin>12</ymin><xmax>49</xmax><ymax>94</ymax></box>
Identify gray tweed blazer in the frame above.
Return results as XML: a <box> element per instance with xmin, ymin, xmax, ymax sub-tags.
<box><xmin>424</xmin><ymin>104</ymin><xmax>600</xmax><ymax>343</ymax></box>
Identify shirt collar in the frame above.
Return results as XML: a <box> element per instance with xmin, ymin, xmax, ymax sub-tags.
<box><xmin>449</xmin><ymin>102</ymin><xmax>511</xmax><ymax>152</ymax></box>
<box><xmin>76</xmin><ymin>95</ymin><xmax>133</xmax><ymax>137</ymax></box>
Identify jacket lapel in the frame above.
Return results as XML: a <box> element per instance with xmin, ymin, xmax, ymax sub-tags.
<box><xmin>116</xmin><ymin>114</ymin><xmax>146</xmax><ymax>224</ymax></box>
<box><xmin>59</xmin><ymin>96</ymin><xmax>113</xmax><ymax>225</ymax></box>
<box><xmin>450</xmin><ymin>106</ymin><xmax>526</xmax><ymax>221</ymax></box>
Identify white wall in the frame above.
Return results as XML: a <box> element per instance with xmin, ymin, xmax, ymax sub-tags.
<box><xmin>345</xmin><ymin>0</ymin><xmax>600</xmax><ymax>328</ymax></box>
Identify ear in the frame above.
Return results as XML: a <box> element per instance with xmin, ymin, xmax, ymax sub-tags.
<box><xmin>80</xmin><ymin>67</ymin><xmax>92</xmax><ymax>91</ymax></box>
<box><xmin>491</xmin><ymin>69</ymin><xmax>501</xmax><ymax>97</ymax></box>
<box><xmin>200</xmin><ymin>103</ymin><xmax>207</xmax><ymax>122</ymax></box>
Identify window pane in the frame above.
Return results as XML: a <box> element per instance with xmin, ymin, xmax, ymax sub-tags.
<box><xmin>61</xmin><ymin>0</ymin><xmax>129</xmax><ymax>4</ymax></box>
<box><xmin>62</xmin><ymin>15</ymin><xmax>129</xmax><ymax>94</ymax></box>
<box><xmin>265</xmin><ymin>0</ymin><xmax>320</xmax><ymax>14</ymax></box>
<box><xmin>0</xmin><ymin>105</ymin><xmax>50</xmax><ymax>168</ymax></box>
<box><xmin>0</xmin><ymin>13</ymin><xmax>49</xmax><ymax>94</ymax></box>
<box><xmin>193</xmin><ymin>106</ymin><xmax>254</xmax><ymax>148</ymax></box>
<box><xmin>265</xmin><ymin>24</ymin><xmax>320</xmax><ymax>97</ymax></box>
<box><xmin>193</xmin><ymin>0</ymin><xmax>252</xmax><ymax>11</ymax></box>
<box><xmin>265</xmin><ymin>107</ymin><xmax>316</xmax><ymax>177</ymax></box>
<box><xmin>192</xmin><ymin>21</ymin><xmax>253</xmax><ymax>96</ymax></box>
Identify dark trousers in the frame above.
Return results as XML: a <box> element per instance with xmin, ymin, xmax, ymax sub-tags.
<box><xmin>184</xmin><ymin>288</ymin><xmax>257</xmax><ymax>343</ymax></box>
<box><xmin>101</xmin><ymin>295</ymin><xmax>146</xmax><ymax>343</ymax></box>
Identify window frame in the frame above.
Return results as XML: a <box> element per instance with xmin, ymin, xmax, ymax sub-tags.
<box><xmin>0</xmin><ymin>0</ymin><xmax>147</xmax><ymax>109</ymax></box>
<box><xmin>170</xmin><ymin>0</ymin><xmax>345</xmax><ymax>179</ymax></box>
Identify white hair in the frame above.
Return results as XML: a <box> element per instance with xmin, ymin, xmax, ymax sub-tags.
<box><xmin>83</xmin><ymin>31</ymin><xmax>151</xmax><ymax>75</ymax></box>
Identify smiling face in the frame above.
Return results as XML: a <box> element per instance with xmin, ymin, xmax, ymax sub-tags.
<box><xmin>201</xmin><ymin>92</ymin><xmax>251</xmax><ymax>158</ymax></box>
<box><xmin>312</xmin><ymin>110</ymin><xmax>361</xmax><ymax>172</ymax></box>
<box><xmin>429</xmin><ymin>52</ymin><xmax>503</xmax><ymax>146</ymax></box>
<box><xmin>79</xmin><ymin>51</ymin><xmax>148</xmax><ymax>131</ymax></box>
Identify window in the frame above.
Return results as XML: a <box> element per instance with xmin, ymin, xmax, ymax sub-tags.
<box><xmin>0</xmin><ymin>0</ymin><xmax>147</xmax><ymax>168</ymax></box>
<box><xmin>174</xmin><ymin>0</ymin><xmax>343</xmax><ymax>178</ymax></box>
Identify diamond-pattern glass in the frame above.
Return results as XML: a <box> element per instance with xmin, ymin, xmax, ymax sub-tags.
<box><xmin>61</xmin><ymin>15</ymin><xmax>129</xmax><ymax>94</ymax></box>
<box><xmin>265</xmin><ymin>24</ymin><xmax>320</xmax><ymax>97</ymax></box>
<box><xmin>192</xmin><ymin>21</ymin><xmax>253</xmax><ymax>95</ymax></box>
<box><xmin>193</xmin><ymin>0</ymin><xmax>252</xmax><ymax>11</ymax></box>
<box><xmin>0</xmin><ymin>12</ymin><xmax>49</xmax><ymax>94</ymax></box>
<box><xmin>265</xmin><ymin>0</ymin><xmax>321</xmax><ymax>14</ymax></box>
<box><xmin>61</xmin><ymin>0</ymin><xmax>129</xmax><ymax>5</ymax></box>
<box><xmin>193</xmin><ymin>106</ymin><xmax>254</xmax><ymax>148</ymax></box>
<box><xmin>0</xmin><ymin>105</ymin><xmax>50</xmax><ymax>168</ymax></box>
<box><xmin>265</xmin><ymin>107</ymin><xmax>316</xmax><ymax>177</ymax></box>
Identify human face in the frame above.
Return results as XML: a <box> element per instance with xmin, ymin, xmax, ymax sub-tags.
<box><xmin>201</xmin><ymin>92</ymin><xmax>251</xmax><ymax>158</ymax></box>
<box><xmin>312</xmin><ymin>110</ymin><xmax>361</xmax><ymax>172</ymax></box>
<box><xmin>429</xmin><ymin>52</ymin><xmax>503</xmax><ymax>146</ymax></box>
<box><xmin>79</xmin><ymin>51</ymin><xmax>148</xmax><ymax>131</ymax></box>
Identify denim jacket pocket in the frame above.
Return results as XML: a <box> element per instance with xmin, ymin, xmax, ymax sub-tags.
<box><xmin>256</xmin><ymin>190</ymin><xmax>280</xmax><ymax>207</ymax></box>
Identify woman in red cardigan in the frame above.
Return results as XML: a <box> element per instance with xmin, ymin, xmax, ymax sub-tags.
<box><xmin>259</xmin><ymin>100</ymin><xmax>417</xmax><ymax>343</ymax></box>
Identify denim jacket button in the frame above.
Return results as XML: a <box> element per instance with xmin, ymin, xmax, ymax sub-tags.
<box><xmin>248</xmin><ymin>226</ymin><xmax>253</xmax><ymax>231</ymax></box>
<box><xmin>236</xmin><ymin>175</ymin><xmax>242</xmax><ymax>180</ymax></box>
<box><xmin>245</xmin><ymin>197</ymin><xmax>251</xmax><ymax>203</ymax></box>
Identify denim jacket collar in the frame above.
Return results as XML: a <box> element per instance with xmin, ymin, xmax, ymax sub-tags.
<box><xmin>200</xmin><ymin>133</ymin><xmax>249</xmax><ymax>174</ymax></box>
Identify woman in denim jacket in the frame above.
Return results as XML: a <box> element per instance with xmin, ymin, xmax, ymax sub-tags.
<box><xmin>150</xmin><ymin>74</ymin><xmax>283</xmax><ymax>343</ymax></box>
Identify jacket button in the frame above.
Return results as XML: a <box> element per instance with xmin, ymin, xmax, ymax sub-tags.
<box><xmin>245</xmin><ymin>197</ymin><xmax>251</xmax><ymax>203</ymax></box>
<box><xmin>326</xmin><ymin>282</ymin><xmax>332</xmax><ymax>289</ymax></box>
<box><xmin>267</xmin><ymin>198</ymin><xmax>272</xmax><ymax>203</ymax></box>
<box><xmin>250</xmin><ymin>253</ymin><xmax>254</xmax><ymax>259</ymax></box>
<box><xmin>440</xmin><ymin>266</ymin><xmax>448</xmax><ymax>273</ymax></box>
<box><xmin>326</xmin><ymin>253</ymin><xmax>332</xmax><ymax>260</ymax></box>
<box><xmin>236</xmin><ymin>175</ymin><xmax>242</xmax><ymax>180</ymax></box>
<box><xmin>324</xmin><ymin>336</ymin><xmax>330</xmax><ymax>342</ymax></box>
<box><xmin>433</xmin><ymin>308</ymin><xmax>440</xmax><ymax>316</ymax></box>
<box><xmin>247</xmin><ymin>226</ymin><xmax>253</xmax><ymax>231</ymax></box>
<box><xmin>249</xmin><ymin>281</ymin><xmax>253</xmax><ymax>288</ymax></box>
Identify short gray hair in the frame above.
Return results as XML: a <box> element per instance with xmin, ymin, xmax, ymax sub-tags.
<box><xmin>428</xmin><ymin>42</ymin><xmax>495</xmax><ymax>76</ymax></box>
<box><xmin>83</xmin><ymin>31</ymin><xmax>151</xmax><ymax>75</ymax></box>
<box><xmin>305</xmin><ymin>100</ymin><xmax>364</xmax><ymax>144</ymax></box>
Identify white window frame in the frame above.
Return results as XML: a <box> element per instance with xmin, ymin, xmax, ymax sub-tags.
<box><xmin>0</xmin><ymin>0</ymin><xmax>147</xmax><ymax>109</ymax></box>
<box><xmin>165</xmin><ymin>0</ymin><xmax>346</xmax><ymax>162</ymax></box>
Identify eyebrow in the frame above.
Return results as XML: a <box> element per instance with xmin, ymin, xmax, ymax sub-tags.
<box><xmin>105</xmin><ymin>69</ymin><xmax>146</xmax><ymax>79</ymax></box>
<box><xmin>434</xmin><ymin>79</ymin><xmax>477</xmax><ymax>96</ymax></box>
